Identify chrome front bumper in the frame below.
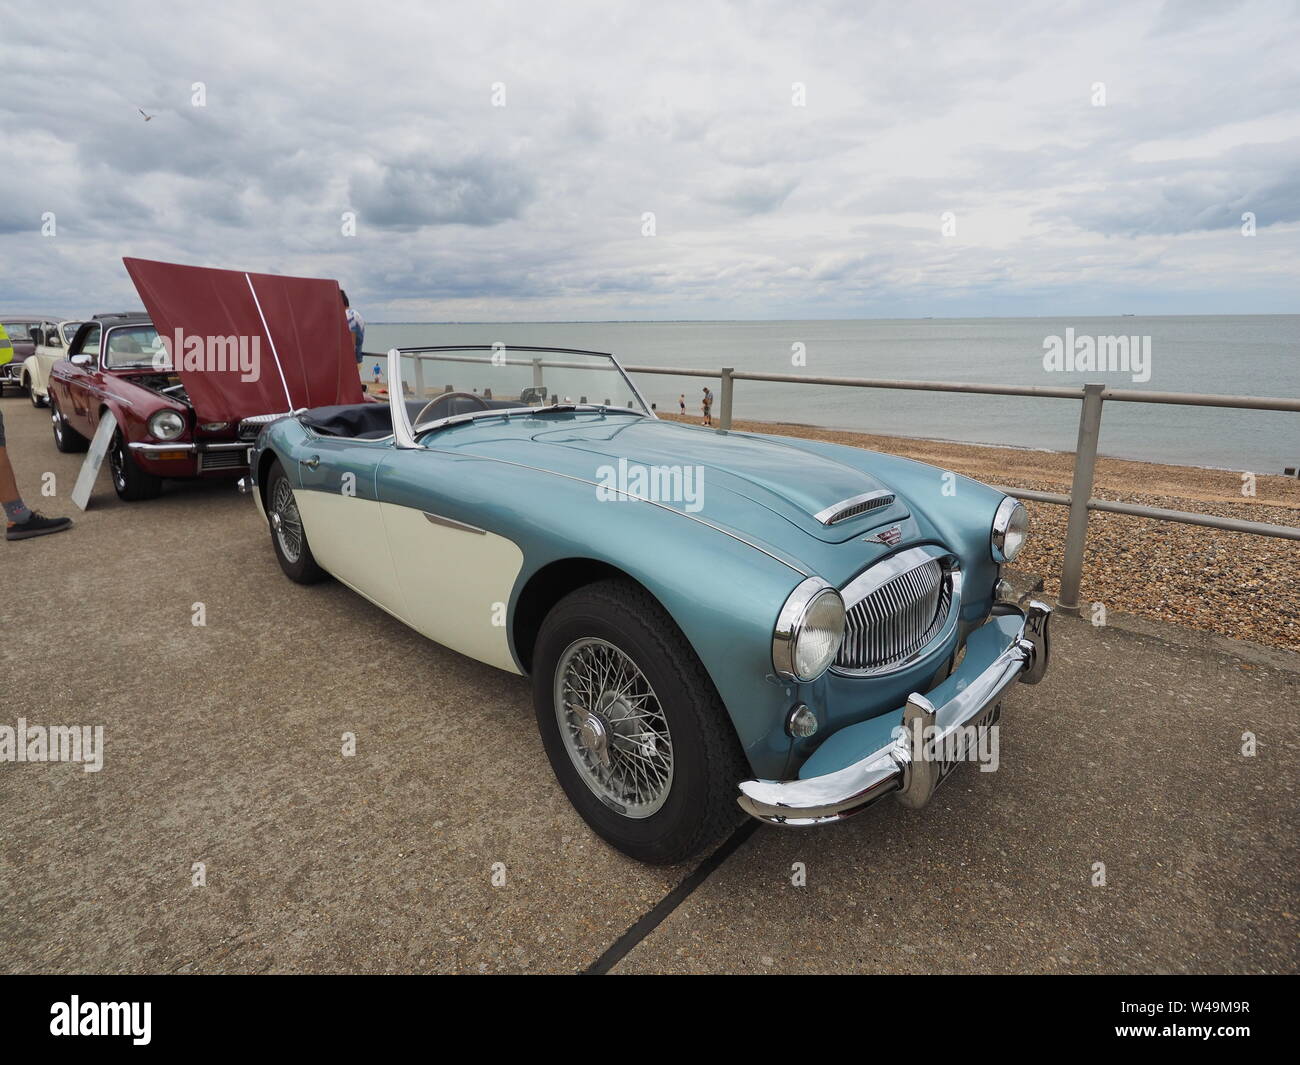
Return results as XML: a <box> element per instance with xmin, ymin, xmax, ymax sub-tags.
<box><xmin>128</xmin><ymin>441</ymin><xmax>251</xmax><ymax>454</ymax></box>
<box><xmin>737</xmin><ymin>600</ymin><xmax>1051</xmax><ymax>826</ymax></box>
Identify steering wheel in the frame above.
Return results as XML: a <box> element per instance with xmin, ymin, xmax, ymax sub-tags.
<box><xmin>414</xmin><ymin>390</ymin><xmax>491</xmax><ymax>426</ymax></box>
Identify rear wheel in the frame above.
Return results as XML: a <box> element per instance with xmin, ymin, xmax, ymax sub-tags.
<box><xmin>29</xmin><ymin>379</ymin><xmax>45</xmax><ymax>408</ymax></box>
<box><xmin>109</xmin><ymin>429</ymin><xmax>163</xmax><ymax>501</ymax></box>
<box><xmin>265</xmin><ymin>458</ymin><xmax>327</xmax><ymax>583</ymax></box>
<box><xmin>50</xmin><ymin>395</ymin><xmax>88</xmax><ymax>452</ymax></box>
<box><xmin>532</xmin><ymin>578</ymin><xmax>747</xmax><ymax>864</ymax></box>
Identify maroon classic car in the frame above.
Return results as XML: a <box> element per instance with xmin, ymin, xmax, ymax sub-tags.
<box><xmin>47</xmin><ymin>258</ymin><xmax>363</xmax><ymax>501</ymax></box>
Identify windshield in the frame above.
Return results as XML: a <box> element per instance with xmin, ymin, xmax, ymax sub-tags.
<box><xmin>1</xmin><ymin>321</ymin><xmax>39</xmax><ymax>341</ymax></box>
<box><xmin>104</xmin><ymin>325</ymin><xmax>169</xmax><ymax>370</ymax></box>
<box><xmin>61</xmin><ymin>322</ymin><xmax>82</xmax><ymax>343</ymax></box>
<box><xmin>400</xmin><ymin>347</ymin><xmax>651</xmax><ymax>430</ymax></box>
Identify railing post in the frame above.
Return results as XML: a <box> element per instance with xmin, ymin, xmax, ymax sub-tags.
<box><xmin>719</xmin><ymin>367</ymin><xmax>734</xmax><ymax>430</ymax></box>
<box><xmin>1057</xmin><ymin>383</ymin><xmax>1105</xmax><ymax>616</ymax></box>
<box><xmin>412</xmin><ymin>354</ymin><xmax>426</xmax><ymax>398</ymax></box>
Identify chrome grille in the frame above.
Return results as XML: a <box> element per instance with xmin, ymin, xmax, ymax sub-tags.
<box><xmin>197</xmin><ymin>449</ymin><xmax>248</xmax><ymax>472</ymax></box>
<box><xmin>835</xmin><ymin>558</ymin><xmax>950</xmax><ymax>672</ymax></box>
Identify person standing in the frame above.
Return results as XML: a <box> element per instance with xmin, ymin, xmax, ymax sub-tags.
<box><xmin>341</xmin><ymin>289</ymin><xmax>365</xmax><ymax>365</ymax></box>
<box><xmin>0</xmin><ymin>324</ymin><xmax>72</xmax><ymax>541</ymax></box>
<box><xmin>678</xmin><ymin>393</ymin><xmax>685</xmax><ymax>416</ymax></box>
<box><xmin>701</xmin><ymin>386</ymin><xmax>713</xmax><ymax>426</ymax></box>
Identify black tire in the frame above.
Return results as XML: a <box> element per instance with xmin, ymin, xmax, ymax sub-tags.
<box><xmin>265</xmin><ymin>458</ymin><xmax>327</xmax><ymax>584</ymax></box>
<box><xmin>29</xmin><ymin>381</ymin><xmax>45</xmax><ymax>408</ymax></box>
<box><xmin>108</xmin><ymin>429</ymin><xmax>164</xmax><ymax>501</ymax></box>
<box><xmin>532</xmin><ymin>578</ymin><xmax>748</xmax><ymax>864</ymax></box>
<box><xmin>50</xmin><ymin>395</ymin><xmax>89</xmax><ymax>452</ymax></box>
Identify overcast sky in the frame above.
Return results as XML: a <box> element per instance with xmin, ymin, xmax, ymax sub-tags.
<box><xmin>2</xmin><ymin>0</ymin><xmax>1298</xmax><ymax>320</ymax></box>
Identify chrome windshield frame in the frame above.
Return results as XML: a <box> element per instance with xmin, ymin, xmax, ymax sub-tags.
<box><xmin>387</xmin><ymin>344</ymin><xmax>656</xmax><ymax>449</ymax></box>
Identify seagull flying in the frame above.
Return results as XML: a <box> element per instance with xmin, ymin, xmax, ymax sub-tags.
<box><xmin>138</xmin><ymin>108</ymin><xmax>154</xmax><ymax>122</ymax></box>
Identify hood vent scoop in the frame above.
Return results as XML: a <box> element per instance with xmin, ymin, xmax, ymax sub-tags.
<box><xmin>814</xmin><ymin>490</ymin><xmax>895</xmax><ymax>526</ymax></box>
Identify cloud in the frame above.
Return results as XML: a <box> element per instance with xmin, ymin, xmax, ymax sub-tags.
<box><xmin>1059</xmin><ymin>141</ymin><xmax>1300</xmax><ymax>236</ymax></box>
<box><xmin>706</xmin><ymin>173</ymin><xmax>799</xmax><ymax>215</ymax></box>
<box><xmin>0</xmin><ymin>0</ymin><xmax>1297</xmax><ymax>318</ymax></box>
<box><xmin>348</xmin><ymin>155</ymin><xmax>536</xmax><ymax>228</ymax></box>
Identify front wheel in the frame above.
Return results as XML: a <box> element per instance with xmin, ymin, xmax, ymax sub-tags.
<box><xmin>29</xmin><ymin>382</ymin><xmax>45</xmax><ymax>408</ymax></box>
<box><xmin>532</xmin><ymin>578</ymin><xmax>747</xmax><ymax>864</ymax></box>
<box><xmin>265</xmin><ymin>458</ymin><xmax>327</xmax><ymax>583</ymax></box>
<box><xmin>109</xmin><ymin>430</ymin><xmax>163</xmax><ymax>501</ymax></box>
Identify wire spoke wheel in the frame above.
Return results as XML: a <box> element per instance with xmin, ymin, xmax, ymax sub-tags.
<box><xmin>554</xmin><ymin>637</ymin><xmax>673</xmax><ymax>818</ymax></box>
<box><xmin>270</xmin><ymin>478</ymin><xmax>304</xmax><ymax>563</ymax></box>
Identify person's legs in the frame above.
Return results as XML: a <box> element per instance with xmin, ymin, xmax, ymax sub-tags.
<box><xmin>1</xmin><ymin>410</ymin><xmax>73</xmax><ymax>540</ymax></box>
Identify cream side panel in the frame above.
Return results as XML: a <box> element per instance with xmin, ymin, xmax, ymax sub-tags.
<box><xmin>36</xmin><ymin>353</ymin><xmax>60</xmax><ymax>393</ymax></box>
<box><xmin>380</xmin><ymin>502</ymin><xmax>525</xmax><ymax>674</ymax></box>
<box><xmin>292</xmin><ymin>489</ymin><xmax>406</xmax><ymax>617</ymax></box>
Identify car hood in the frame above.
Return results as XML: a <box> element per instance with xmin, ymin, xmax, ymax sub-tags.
<box><xmin>124</xmin><ymin>257</ymin><xmax>362</xmax><ymax>423</ymax></box>
<box><xmin>436</xmin><ymin>414</ymin><xmax>912</xmax><ymax>546</ymax></box>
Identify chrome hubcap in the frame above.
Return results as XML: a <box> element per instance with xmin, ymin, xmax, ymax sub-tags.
<box><xmin>554</xmin><ymin>637</ymin><xmax>673</xmax><ymax>818</ymax></box>
<box><xmin>271</xmin><ymin>479</ymin><xmax>303</xmax><ymax>563</ymax></box>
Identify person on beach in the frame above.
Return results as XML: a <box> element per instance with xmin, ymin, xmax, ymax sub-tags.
<box><xmin>0</xmin><ymin>326</ymin><xmax>73</xmax><ymax>541</ymax></box>
<box><xmin>679</xmin><ymin>393</ymin><xmax>686</xmax><ymax>416</ymax></box>
<box><xmin>701</xmin><ymin>386</ymin><xmax>713</xmax><ymax>426</ymax></box>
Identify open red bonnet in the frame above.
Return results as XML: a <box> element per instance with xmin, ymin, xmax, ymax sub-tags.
<box><xmin>123</xmin><ymin>257</ymin><xmax>363</xmax><ymax>422</ymax></box>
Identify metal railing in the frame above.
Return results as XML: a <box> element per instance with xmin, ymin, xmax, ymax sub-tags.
<box><xmin>622</xmin><ymin>364</ymin><xmax>1300</xmax><ymax>616</ymax></box>
<box><xmin>371</xmin><ymin>351</ymin><xmax>1300</xmax><ymax>616</ymax></box>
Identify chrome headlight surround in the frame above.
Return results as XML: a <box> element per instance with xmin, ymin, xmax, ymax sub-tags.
<box><xmin>991</xmin><ymin>497</ymin><xmax>1029</xmax><ymax>562</ymax></box>
<box><xmin>148</xmin><ymin>409</ymin><xmax>186</xmax><ymax>441</ymax></box>
<box><xmin>773</xmin><ymin>577</ymin><xmax>846</xmax><ymax>682</ymax></box>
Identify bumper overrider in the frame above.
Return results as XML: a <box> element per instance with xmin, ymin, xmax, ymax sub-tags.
<box><xmin>737</xmin><ymin>600</ymin><xmax>1051</xmax><ymax>825</ymax></box>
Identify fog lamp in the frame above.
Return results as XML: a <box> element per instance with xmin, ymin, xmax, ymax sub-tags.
<box><xmin>786</xmin><ymin>704</ymin><xmax>820</xmax><ymax>739</ymax></box>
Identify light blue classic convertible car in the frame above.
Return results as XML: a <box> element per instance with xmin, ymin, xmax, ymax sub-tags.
<box><xmin>248</xmin><ymin>346</ymin><xmax>1050</xmax><ymax>863</ymax></box>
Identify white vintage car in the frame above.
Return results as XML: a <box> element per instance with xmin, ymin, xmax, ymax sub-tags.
<box><xmin>20</xmin><ymin>320</ymin><xmax>83</xmax><ymax>407</ymax></box>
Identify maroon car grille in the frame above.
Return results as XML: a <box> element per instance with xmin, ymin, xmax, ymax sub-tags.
<box><xmin>197</xmin><ymin>450</ymin><xmax>247</xmax><ymax>472</ymax></box>
<box><xmin>835</xmin><ymin>558</ymin><xmax>949</xmax><ymax>672</ymax></box>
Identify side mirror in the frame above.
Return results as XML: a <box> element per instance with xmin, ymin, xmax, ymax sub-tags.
<box><xmin>70</xmin><ymin>354</ymin><xmax>93</xmax><ymax>368</ymax></box>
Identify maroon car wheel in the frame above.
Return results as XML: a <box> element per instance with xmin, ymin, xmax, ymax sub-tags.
<box><xmin>109</xmin><ymin>430</ymin><xmax>163</xmax><ymax>501</ymax></box>
<box><xmin>50</xmin><ymin>396</ymin><xmax>89</xmax><ymax>453</ymax></box>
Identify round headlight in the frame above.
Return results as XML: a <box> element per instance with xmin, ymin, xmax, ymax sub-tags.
<box><xmin>773</xmin><ymin>578</ymin><xmax>846</xmax><ymax>682</ymax></box>
<box><xmin>148</xmin><ymin>410</ymin><xmax>186</xmax><ymax>441</ymax></box>
<box><xmin>992</xmin><ymin>497</ymin><xmax>1029</xmax><ymax>562</ymax></box>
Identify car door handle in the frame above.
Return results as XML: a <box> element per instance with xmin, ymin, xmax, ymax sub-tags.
<box><xmin>299</xmin><ymin>455</ymin><xmax>320</xmax><ymax>470</ymax></box>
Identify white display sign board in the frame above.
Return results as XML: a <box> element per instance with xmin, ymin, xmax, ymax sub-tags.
<box><xmin>70</xmin><ymin>410</ymin><xmax>118</xmax><ymax>511</ymax></box>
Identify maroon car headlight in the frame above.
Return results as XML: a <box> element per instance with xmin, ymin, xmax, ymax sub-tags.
<box><xmin>148</xmin><ymin>410</ymin><xmax>186</xmax><ymax>441</ymax></box>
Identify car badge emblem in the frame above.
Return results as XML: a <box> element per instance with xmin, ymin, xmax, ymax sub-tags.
<box><xmin>865</xmin><ymin>525</ymin><xmax>903</xmax><ymax>546</ymax></box>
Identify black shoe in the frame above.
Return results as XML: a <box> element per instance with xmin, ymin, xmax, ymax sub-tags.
<box><xmin>6</xmin><ymin>512</ymin><xmax>74</xmax><ymax>540</ymax></box>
